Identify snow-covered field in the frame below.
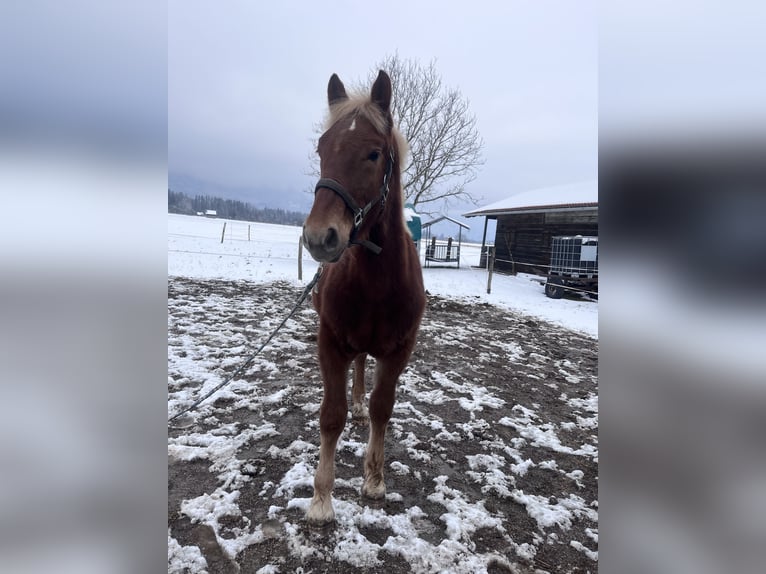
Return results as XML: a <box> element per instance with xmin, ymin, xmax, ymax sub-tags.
<box><xmin>168</xmin><ymin>213</ymin><xmax>598</xmax><ymax>573</ymax></box>
<box><xmin>168</xmin><ymin>214</ymin><xmax>597</xmax><ymax>338</ymax></box>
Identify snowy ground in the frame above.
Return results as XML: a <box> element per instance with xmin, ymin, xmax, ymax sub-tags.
<box><xmin>168</xmin><ymin>214</ymin><xmax>598</xmax><ymax>573</ymax></box>
<box><xmin>168</xmin><ymin>214</ymin><xmax>597</xmax><ymax>338</ymax></box>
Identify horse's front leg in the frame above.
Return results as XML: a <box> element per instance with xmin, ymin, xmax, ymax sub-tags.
<box><xmin>351</xmin><ymin>353</ymin><xmax>369</xmax><ymax>422</ymax></box>
<box><xmin>362</xmin><ymin>349</ymin><xmax>411</xmax><ymax>500</ymax></box>
<box><xmin>307</xmin><ymin>331</ymin><xmax>351</xmax><ymax>526</ymax></box>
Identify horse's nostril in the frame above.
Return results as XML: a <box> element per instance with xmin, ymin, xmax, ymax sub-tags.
<box><xmin>325</xmin><ymin>227</ymin><xmax>339</xmax><ymax>249</ymax></box>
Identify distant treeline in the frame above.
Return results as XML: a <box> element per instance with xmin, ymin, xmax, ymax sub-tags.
<box><xmin>168</xmin><ymin>189</ymin><xmax>306</xmax><ymax>226</ymax></box>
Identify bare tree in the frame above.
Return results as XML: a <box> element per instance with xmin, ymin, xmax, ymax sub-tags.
<box><xmin>375</xmin><ymin>55</ymin><xmax>484</xmax><ymax>214</ymax></box>
<box><xmin>309</xmin><ymin>55</ymin><xmax>484</xmax><ymax>216</ymax></box>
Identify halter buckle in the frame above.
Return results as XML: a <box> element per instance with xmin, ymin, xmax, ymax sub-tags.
<box><xmin>380</xmin><ymin>149</ymin><xmax>394</xmax><ymax>208</ymax></box>
<box><xmin>354</xmin><ymin>210</ymin><xmax>363</xmax><ymax>228</ymax></box>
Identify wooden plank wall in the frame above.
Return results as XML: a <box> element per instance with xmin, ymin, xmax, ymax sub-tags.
<box><xmin>493</xmin><ymin>209</ymin><xmax>598</xmax><ymax>275</ymax></box>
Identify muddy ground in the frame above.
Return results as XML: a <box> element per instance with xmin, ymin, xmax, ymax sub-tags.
<box><xmin>168</xmin><ymin>277</ymin><xmax>598</xmax><ymax>573</ymax></box>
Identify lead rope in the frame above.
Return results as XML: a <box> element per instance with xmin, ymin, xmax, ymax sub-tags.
<box><xmin>168</xmin><ymin>267</ymin><xmax>322</xmax><ymax>427</ymax></box>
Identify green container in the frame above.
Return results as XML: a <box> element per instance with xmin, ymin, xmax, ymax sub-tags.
<box><xmin>404</xmin><ymin>203</ymin><xmax>421</xmax><ymax>242</ymax></box>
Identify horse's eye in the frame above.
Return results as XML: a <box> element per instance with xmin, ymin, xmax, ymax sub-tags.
<box><xmin>368</xmin><ymin>151</ymin><xmax>380</xmax><ymax>162</ymax></box>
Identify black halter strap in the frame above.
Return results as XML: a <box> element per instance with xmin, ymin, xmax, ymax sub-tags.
<box><xmin>314</xmin><ymin>149</ymin><xmax>394</xmax><ymax>255</ymax></box>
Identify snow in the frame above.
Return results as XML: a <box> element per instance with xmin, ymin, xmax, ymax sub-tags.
<box><xmin>168</xmin><ymin>530</ymin><xmax>208</xmax><ymax>574</ymax></box>
<box><xmin>570</xmin><ymin>539</ymin><xmax>599</xmax><ymax>561</ymax></box>
<box><xmin>463</xmin><ymin>180</ymin><xmax>597</xmax><ymax>216</ymax></box>
<box><xmin>168</xmin><ymin>212</ymin><xmax>598</xmax><ymax>572</ymax></box>
<box><xmin>510</xmin><ymin>492</ymin><xmax>597</xmax><ymax>531</ymax></box>
<box><xmin>168</xmin><ymin>213</ymin><xmax>597</xmax><ymax>337</ymax></box>
<box><xmin>499</xmin><ymin>405</ymin><xmax>598</xmax><ymax>458</ymax></box>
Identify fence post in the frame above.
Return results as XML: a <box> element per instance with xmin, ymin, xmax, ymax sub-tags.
<box><xmin>298</xmin><ymin>236</ymin><xmax>303</xmax><ymax>280</ymax></box>
<box><xmin>486</xmin><ymin>246</ymin><xmax>495</xmax><ymax>294</ymax></box>
<box><xmin>248</xmin><ymin>225</ymin><xmax>251</xmax><ymax>241</ymax></box>
<box><xmin>220</xmin><ymin>221</ymin><xmax>227</xmax><ymax>244</ymax></box>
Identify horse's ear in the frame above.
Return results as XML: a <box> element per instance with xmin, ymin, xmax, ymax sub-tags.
<box><xmin>328</xmin><ymin>74</ymin><xmax>348</xmax><ymax>106</ymax></box>
<box><xmin>371</xmin><ymin>70</ymin><xmax>392</xmax><ymax>114</ymax></box>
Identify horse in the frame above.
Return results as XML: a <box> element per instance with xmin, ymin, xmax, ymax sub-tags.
<box><xmin>301</xmin><ymin>70</ymin><xmax>426</xmax><ymax>525</ymax></box>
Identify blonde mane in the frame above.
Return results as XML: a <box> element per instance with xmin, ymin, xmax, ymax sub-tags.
<box><xmin>325</xmin><ymin>93</ymin><xmax>409</xmax><ymax>169</ymax></box>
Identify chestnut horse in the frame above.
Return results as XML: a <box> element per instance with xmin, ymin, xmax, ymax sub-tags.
<box><xmin>302</xmin><ymin>70</ymin><xmax>425</xmax><ymax>525</ymax></box>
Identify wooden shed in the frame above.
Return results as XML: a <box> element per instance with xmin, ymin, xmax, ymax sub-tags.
<box><xmin>421</xmin><ymin>216</ymin><xmax>470</xmax><ymax>268</ymax></box>
<box><xmin>463</xmin><ymin>181</ymin><xmax>597</xmax><ymax>275</ymax></box>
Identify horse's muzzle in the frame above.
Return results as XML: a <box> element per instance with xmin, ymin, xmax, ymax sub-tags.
<box><xmin>302</xmin><ymin>225</ymin><xmax>346</xmax><ymax>263</ymax></box>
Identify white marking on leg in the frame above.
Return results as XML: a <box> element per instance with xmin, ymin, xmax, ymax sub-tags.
<box><xmin>307</xmin><ymin>432</ymin><xmax>338</xmax><ymax>524</ymax></box>
<box><xmin>348</xmin><ymin>118</ymin><xmax>356</xmax><ymax>131</ymax></box>
<box><xmin>352</xmin><ymin>401</ymin><xmax>369</xmax><ymax>421</ymax></box>
<box><xmin>351</xmin><ymin>355</ymin><xmax>368</xmax><ymax>421</ymax></box>
<box><xmin>362</xmin><ymin>422</ymin><xmax>387</xmax><ymax>499</ymax></box>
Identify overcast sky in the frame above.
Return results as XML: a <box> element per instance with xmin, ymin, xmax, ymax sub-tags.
<box><xmin>169</xmin><ymin>1</ymin><xmax>597</xmax><ymax>214</ymax></box>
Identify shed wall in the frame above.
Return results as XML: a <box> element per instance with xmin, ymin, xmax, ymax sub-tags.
<box><xmin>493</xmin><ymin>209</ymin><xmax>598</xmax><ymax>275</ymax></box>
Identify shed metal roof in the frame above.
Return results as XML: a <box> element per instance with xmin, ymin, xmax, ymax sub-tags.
<box><xmin>463</xmin><ymin>180</ymin><xmax>597</xmax><ymax>218</ymax></box>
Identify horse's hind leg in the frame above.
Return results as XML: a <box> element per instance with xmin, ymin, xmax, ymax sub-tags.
<box><xmin>362</xmin><ymin>351</ymin><xmax>410</xmax><ymax>500</ymax></box>
<box><xmin>307</xmin><ymin>336</ymin><xmax>350</xmax><ymax>526</ymax></box>
<box><xmin>351</xmin><ymin>354</ymin><xmax>368</xmax><ymax>422</ymax></box>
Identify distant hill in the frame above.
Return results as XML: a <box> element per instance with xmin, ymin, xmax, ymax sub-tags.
<box><xmin>168</xmin><ymin>189</ymin><xmax>307</xmax><ymax>227</ymax></box>
<box><xmin>168</xmin><ymin>172</ymin><xmax>313</xmax><ymax>213</ymax></box>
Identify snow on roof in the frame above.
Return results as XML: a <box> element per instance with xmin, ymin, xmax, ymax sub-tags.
<box><xmin>403</xmin><ymin>206</ymin><xmax>420</xmax><ymax>222</ymax></box>
<box><xmin>421</xmin><ymin>215</ymin><xmax>470</xmax><ymax>230</ymax></box>
<box><xmin>463</xmin><ymin>180</ymin><xmax>597</xmax><ymax>217</ymax></box>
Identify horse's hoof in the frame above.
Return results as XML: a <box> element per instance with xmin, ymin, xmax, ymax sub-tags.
<box><xmin>306</xmin><ymin>496</ymin><xmax>335</xmax><ymax>526</ymax></box>
<box><xmin>306</xmin><ymin>515</ymin><xmax>335</xmax><ymax>528</ymax></box>
<box><xmin>351</xmin><ymin>404</ymin><xmax>369</xmax><ymax>423</ymax></box>
<box><xmin>362</xmin><ymin>479</ymin><xmax>386</xmax><ymax>500</ymax></box>
<box><xmin>351</xmin><ymin>414</ymin><xmax>369</xmax><ymax>426</ymax></box>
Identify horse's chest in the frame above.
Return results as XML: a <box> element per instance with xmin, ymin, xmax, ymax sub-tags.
<box><xmin>323</xmin><ymin>289</ymin><xmax>419</xmax><ymax>354</ymax></box>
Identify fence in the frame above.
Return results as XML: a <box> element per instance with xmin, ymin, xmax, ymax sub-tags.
<box><xmin>168</xmin><ymin>221</ymin><xmax>310</xmax><ymax>278</ymax></box>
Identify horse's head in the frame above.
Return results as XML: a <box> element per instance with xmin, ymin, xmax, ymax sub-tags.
<box><xmin>302</xmin><ymin>70</ymin><xmax>399</xmax><ymax>263</ymax></box>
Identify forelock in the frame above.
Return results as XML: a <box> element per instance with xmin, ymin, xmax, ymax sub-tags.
<box><xmin>323</xmin><ymin>92</ymin><xmax>409</xmax><ymax>167</ymax></box>
<box><xmin>324</xmin><ymin>92</ymin><xmax>389</xmax><ymax>134</ymax></box>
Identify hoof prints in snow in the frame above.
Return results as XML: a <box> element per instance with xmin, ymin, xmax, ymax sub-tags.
<box><xmin>168</xmin><ymin>277</ymin><xmax>598</xmax><ymax>573</ymax></box>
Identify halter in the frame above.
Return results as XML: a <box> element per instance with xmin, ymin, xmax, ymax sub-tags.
<box><xmin>314</xmin><ymin>149</ymin><xmax>394</xmax><ymax>255</ymax></box>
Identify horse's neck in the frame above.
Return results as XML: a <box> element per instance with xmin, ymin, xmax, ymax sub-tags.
<box><xmin>368</xmin><ymin>196</ymin><xmax>405</xmax><ymax>247</ymax></box>
<box><xmin>370</xmin><ymin>168</ymin><xmax>405</xmax><ymax>241</ymax></box>
<box><xmin>357</xmin><ymin>216</ymin><xmax>410</xmax><ymax>284</ymax></box>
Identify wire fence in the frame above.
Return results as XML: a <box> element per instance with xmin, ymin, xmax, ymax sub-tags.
<box><xmin>168</xmin><ymin>221</ymin><xmax>306</xmax><ymax>269</ymax></box>
<box><xmin>493</xmin><ymin>257</ymin><xmax>599</xmax><ymax>275</ymax></box>
<box><xmin>167</xmin><ymin>248</ymin><xmax>300</xmax><ymax>263</ymax></box>
<box><xmin>169</xmin><ymin>223</ymin><xmax>599</xmax><ymax>297</ymax></box>
<box><xmin>168</xmin><ymin>221</ymin><xmax>288</xmax><ymax>243</ymax></box>
<box><xmin>484</xmin><ymin>248</ymin><xmax>599</xmax><ymax>297</ymax></box>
